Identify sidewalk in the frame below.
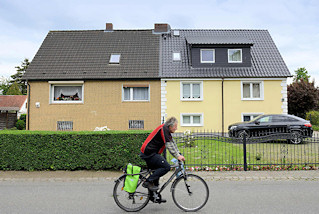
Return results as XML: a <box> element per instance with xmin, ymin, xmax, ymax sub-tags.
<box><xmin>1</xmin><ymin>170</ymin><xmax>319</xmax><ymax>182</ymax></box>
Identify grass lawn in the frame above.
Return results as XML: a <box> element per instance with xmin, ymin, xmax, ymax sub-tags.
<box><xmin>167</xmin><ymin>137</ymin><xmax>319</xmax><ymax>168</ymax></box>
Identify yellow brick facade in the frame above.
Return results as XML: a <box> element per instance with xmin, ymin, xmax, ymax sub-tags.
<box><xmin>162</xmin><ymin>79</ymin><xmax>287</xmax><ymax>132</ymax></box>
<box><xmin>27</xmin><ymin>80</ymin><xmax>161</xmax><ymax>131</ymax></box>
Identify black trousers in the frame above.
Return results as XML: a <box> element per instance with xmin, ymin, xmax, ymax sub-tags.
<box><xmin>142</xmin><ymin>153</ymin><xmax>171</xmax><ymax>186</ymax></box>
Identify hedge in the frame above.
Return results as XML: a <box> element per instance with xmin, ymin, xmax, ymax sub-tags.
<box><xmin>0</xmin><ymin>130</ymin><xmax>150</xmax><ymax>171</ymax></box>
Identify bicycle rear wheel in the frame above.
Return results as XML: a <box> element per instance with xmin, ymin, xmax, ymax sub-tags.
<box><xmin>113</xmin><ymin>175</ymin><xmax>150</xmax><ymax>212</ymax></box>
<box><xmin>172</xmin><ymin>174</ymin><xmax>209</xmax><ymax>212</ymax></box>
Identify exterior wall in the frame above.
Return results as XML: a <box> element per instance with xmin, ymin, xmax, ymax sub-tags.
<box><xmin>162</xmin><ymin>79</ymin><xmax>286</xmax><ymax>132</ymax></box>
<box><xmin>28</xmin><ymin>80</ymin><xmax>161</xmax><ymax>131</ymax></box>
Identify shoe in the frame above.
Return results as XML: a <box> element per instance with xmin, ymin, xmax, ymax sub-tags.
<box><xmin>155</xmin><ymin>198</ymin><xmax>167</xmax><ymax>204</ymax></box>
<box><xmin>142</xmin><ymin>181</ymin><xmax>159</xmax><ymax>191</ymax></box>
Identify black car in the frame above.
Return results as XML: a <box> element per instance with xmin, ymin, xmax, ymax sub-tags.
<box><xmin>228</xmin><ymin>114</ymin><xmax>313</xmax><ymax>144</ymax></box>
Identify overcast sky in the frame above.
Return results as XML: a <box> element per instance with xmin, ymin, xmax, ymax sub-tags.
<box><xmin>1</xmin><ymin>0</ymin><xmax>318</xmax><ymax>85</ymax></box>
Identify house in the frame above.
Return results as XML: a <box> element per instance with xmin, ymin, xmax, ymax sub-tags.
<box><xmin>23</xmin><ymin>23</ymin><xmax>292</xmax><ymax>132</ymax></box>
<box><xmin>159</xmin><ymin>25</ymin><xmax>292</xmax><ymax>132</ymax></box>
<box><xmin>23</xmin><ymin>23</ymin><xmax>163</xmax><ymax>131</ymax></box>
<box><xmin>0</xmin><ymin>95</ymin><xmax>27</xmax><ymax>129</ymax></box>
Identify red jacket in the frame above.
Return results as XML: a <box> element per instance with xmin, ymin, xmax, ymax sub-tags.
<box><xmin>141</xmin><ymin>124</ymin><xmax>168</xmax><ymax>155</ymax></box>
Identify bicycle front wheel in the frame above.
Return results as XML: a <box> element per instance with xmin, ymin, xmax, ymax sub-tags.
<box><xmin>113</xmin><ymin>175</ymin><xmax>150</xmax><ymax>212</ymax></box>
<box><xmin>172</xmin><ymin>174</ymin><xmax>209</xmax><ymax>212</ymax></box>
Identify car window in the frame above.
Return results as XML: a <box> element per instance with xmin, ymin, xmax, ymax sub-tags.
<box><xmin>258</xmin><ymin>116</ymin><xmax>271</xmax><ymax>123</ymax></box>
<box><xmin>272</xmin><ymin>116</ymin><xmax>286</xmax><ymax>122</ymax></box>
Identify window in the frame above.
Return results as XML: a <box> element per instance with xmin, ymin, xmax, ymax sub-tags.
<box><xmin>228</xmin><ymin>49</ymin><xmax>242</xmax><ymax>63</ymax></box>
<box><xmin>242</xmin><ymin>81</ymin><xmax>263</xmax><ymax>100</ymax></box>
<box><xmin>200</xmin><ymin>49</ymin><xmax>215</xmax><ymax>63</ymax></box>
<box><xmin>123</xmin><ymin>86</ymin><xmax>149</xmax><ymax>101</ymax></box>
<box><xmin>50</xmin><ymin>81</ymin><xmax>84</xmax><ymax>104</ymax></box>
<box><xmin>129</xmin><ymin>120</ymin><xmax>144</xmax><ymax>129</ymax></box>
<box><xmin>109</xmin><ymin>54</ymin><xmax>121</xmax><ymax>64</ymax></box>
<box><xmin>57</xmin><ymin>121</ymin><xmax>73</xmax><ymax>131</ymax></box>
<box><xmin>242</xmin><ymin>114</ymin><xmax>262</xmax><ymax>122</ymax></box>
<box><xmin>181</xmin><ymin>82</ymin><xmax>203</xmax><ymax>101</ymax></box>
<box><xmin>181</xmin><ymin>114</ymin><xmax>203</xmax><ymax>126</ymax></box>
<box><xmin>173</xmin><ymin>52</ymin><xmax>181</xmax><ymax>61</ymax></box>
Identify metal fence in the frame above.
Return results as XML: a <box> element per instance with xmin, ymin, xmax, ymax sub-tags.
<box><xmin>167</xmin><ymin>130</ymin><xmax>319</xmax><ymax>170</ymax></box>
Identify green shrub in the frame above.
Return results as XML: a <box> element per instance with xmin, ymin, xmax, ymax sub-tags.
<box><xmin>0</xmin><ymin>130</ymin><xmax>150</xmax><ymax>171</ymax></box>
<box><xmin>19</xmin><ymin>114</ymin><xmax>26</xmax><ymax>123</ymax></box>
<box><xmin>15</xmin><ymin>120</ymin><xmax>26</xmax><ymax>130</ymax></box>
<box><xmin>306</xmin><ymin>110</ymin><xmax>319</xmax><ymax>125</ymax></box>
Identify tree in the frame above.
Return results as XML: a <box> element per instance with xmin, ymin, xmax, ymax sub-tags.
<box><xmin>6</xmin><ymin>82</ymin><xmax>22</xmax><ymax>95</ymax></box>
<box><xmin>288</xmin><ymin>79</ymin><xmax>318</xmax><ymax>118</ymax></box>
<box><xmin>293</xmin><ymin>67</ymin><xmax>310</xmax><ymax>82</ymax></box>
<box><xmin>0</xmin><ymin>76</ymin><xmax>10</xmax><ymax>95</ymax></box>
<box><xmin>10</xmin><ymin>58</ymin><xmax>30</xmax><ymax>95</ymax></box>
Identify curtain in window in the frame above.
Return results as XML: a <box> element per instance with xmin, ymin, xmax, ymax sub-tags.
<box><xmin>183</xmin><ymin>84</ymin><xmax>191</xmax><ymax>98</ymax></box>
<box><xmin>192</xmin><ymin>84</ymin><xmax>200</xmax><ymax>98</ymax></box>
<box><xmin>124</xmin><ymin>88</ymin><xmax>130</xmax><ymax>100</ymax></box>
<box><xmin>229</xmin><ymin>50</ymin><xmax>241</xmax><ymax>61</ymax></box>
<box><xmin>193</xmin><ymin>116</ymin><xmax>201</xmax><ymax>124</ymax></box>
<box><xmin>183</xmin><ymin>116</ymin><xmax>191</xmax><ymax>124</ymax></box>
<box><xmin>54</xmin><ymin>86</ymin><xmax>82</xmax><ymax>101</ymax></box>
<box><xmin>252</xmin><ymin>83</ymin><xmax>260</xmax><ymax>98</ymax></box>
<box><xmin>133</xmin><ymin>87</ymin><xmax>148</xmax><ymax>100</ymax></box>
<box><xmin>243</xmin><ymin>83</ymin><xmax>250</xmax><ymax>98</ymax></box>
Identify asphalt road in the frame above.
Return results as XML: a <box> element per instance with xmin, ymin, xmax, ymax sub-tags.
<box><xmin>1</xmin><ymin>179</ymin><xmax>319</xmax><ymax>214</ymax></box>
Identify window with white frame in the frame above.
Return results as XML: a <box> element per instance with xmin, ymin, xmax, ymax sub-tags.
<box><xmin>181</xmin><ymin>82</ymin><xmax>203</xmax><ymax>100</ymax></box>
<box><xmin>123</xmin><ymin>85</ymin><xmax>149</xmax><ymax>101</ymax></box>
<box><xmin>242</xmin><ymin>81</ymin><xmax>263</xmax><ymax>100</ymax></box>
<box><xmin>228</xmin><ymin>49</ymin><xmax>242</xmax><ymax>63</ymax></box>
<box><xmin>200</xmin><ymin>49</ymin><xmax>215</xmax><ymax>63</ymax></box>
<box><xmin>181</xmin><ymin>113</ymin><xmax>203</xmax><ymax>126</ymax></box>
<box><xmin>173</xmin><ymin>52</ymin><xmax>181</xmax><ymax>61</ymax></box>
<box><xmin>50</xmin><ymin>82</ymin><xmax>84</xmax><ymax>103</ymax></box>
<box><xmin>242</xmin><ymin>114</ymin><xmax>262</xmax><ymax>122</ymax></box>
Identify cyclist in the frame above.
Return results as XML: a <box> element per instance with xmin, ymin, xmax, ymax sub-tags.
<box><xmin>140</xmin><ymin>117</ymin><xmax>185</xmax><ymax>200</ymax></box>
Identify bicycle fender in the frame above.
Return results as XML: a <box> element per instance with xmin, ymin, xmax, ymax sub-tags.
<box><xmin>115</xmin><ymin>174</ymin><xmax>127</xmax><ymax>183</ymax></box>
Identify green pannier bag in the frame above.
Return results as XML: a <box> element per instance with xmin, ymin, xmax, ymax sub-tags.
<box><xmin>124</xmin><ymin>163</ymin><xmax>141</xmax><ymax>193</ymax></box>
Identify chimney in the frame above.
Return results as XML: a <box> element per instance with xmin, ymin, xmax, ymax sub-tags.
<box><xmin>153</xmin><ymin>23</ymin><xmax>171</xmax><ymax>34</ymax></box>
<box><xmin>105</xmin><ymin>23</ymin><xmax>113</xmax><ymax>32</ymax></box>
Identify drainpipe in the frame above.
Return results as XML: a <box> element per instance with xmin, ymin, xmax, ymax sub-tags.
<box><xmin>27</xmin><ymin>81</ymin><xmax>30</xmax><ymax>130</ymax></box>
<box><xmin>222</xmin><ymin>78</ymin><xmax>224</xmax><ymax>136</ymax></box>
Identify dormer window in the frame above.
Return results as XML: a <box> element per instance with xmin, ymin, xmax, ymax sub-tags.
<box><xmin>173</xmin><ymin>52</ymin><xmax>181</xmax><ymax>61</ymax></box>
<box><xmin>228</xmin><ymin>49</ymin><xmax>242</xmax><ymax>63</ymax></box>
<box><xmin>109</xmin><ymin>54</ymin><xmax>121</xmax><ymax>64</ymax></box>
<box><xmin>200</xmin><ymin>49</ymin><xmax>215</xmax><ymax>63</ymax></box>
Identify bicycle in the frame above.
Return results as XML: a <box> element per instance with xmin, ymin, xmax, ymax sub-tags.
<box><xmin>113</xmin><ymin>161</ymin><xmax>209</xmax><ymax>212</ymax></box>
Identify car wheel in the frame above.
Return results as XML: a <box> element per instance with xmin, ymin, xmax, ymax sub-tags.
<box><xmin>289</xmin><ymin>130</ymin><xmax>302</xmax><ymax>144</ymax></box>
<box><xmin>237</xmin><ymin>130</ymin><xmax>249</xmax><ymax>139</ymax></box>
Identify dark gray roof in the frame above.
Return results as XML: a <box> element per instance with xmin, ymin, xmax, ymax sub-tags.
<box><xmin>161</xmin><ymin>29</ymin><xmax>291</xmax><ymax>78</ymax></box>
<box><xmin>186</xmin><ymin>36</ymin><xmax>253</xmax><ymax>45</ymax></box>
<box><xmin>23</xmin><ymin>30</ymin><xmax>160</xmax><ymax>80</ymax></box>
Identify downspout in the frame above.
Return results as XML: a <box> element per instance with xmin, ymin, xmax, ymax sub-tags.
<box><xmin>222</xmin><ymin>78</ymin><xmax>224</xmax><ymax>136</ymax></box>
<box><xmin>27</xmin><ymin>81</ymin><xmax>30</xmax><ymax>130</ymax></box>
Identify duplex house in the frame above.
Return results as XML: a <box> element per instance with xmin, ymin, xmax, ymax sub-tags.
<box><xmin>24</xmin><ymin>23</ymin><xmax>291</xmax><ymax>132</ymax></box>
<box><xmin>159</xmin><ymin>25</ymin><xmax>291</xmax><ymax>132</ymax></box>
<box><xmin>23</xmin><ymin>24</ymin><xmax>162</xmax><ymax>131</ymax></box>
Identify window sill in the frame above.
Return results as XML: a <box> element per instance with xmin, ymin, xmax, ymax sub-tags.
<box><xmin>241</xmin><ymin>98</ymin><xmax>264</xmax><ymax>101</ymax></box>
<box><xmin>181</xmin><ymin>124</ymin><xmax>203</xmax><ymax>127</ymax></box>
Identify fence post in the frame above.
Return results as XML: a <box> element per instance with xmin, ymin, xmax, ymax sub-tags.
<box><xmin>243</xmin><ymin>133</ymin><xmax>247</xmax><ymax>171</ymax></box>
